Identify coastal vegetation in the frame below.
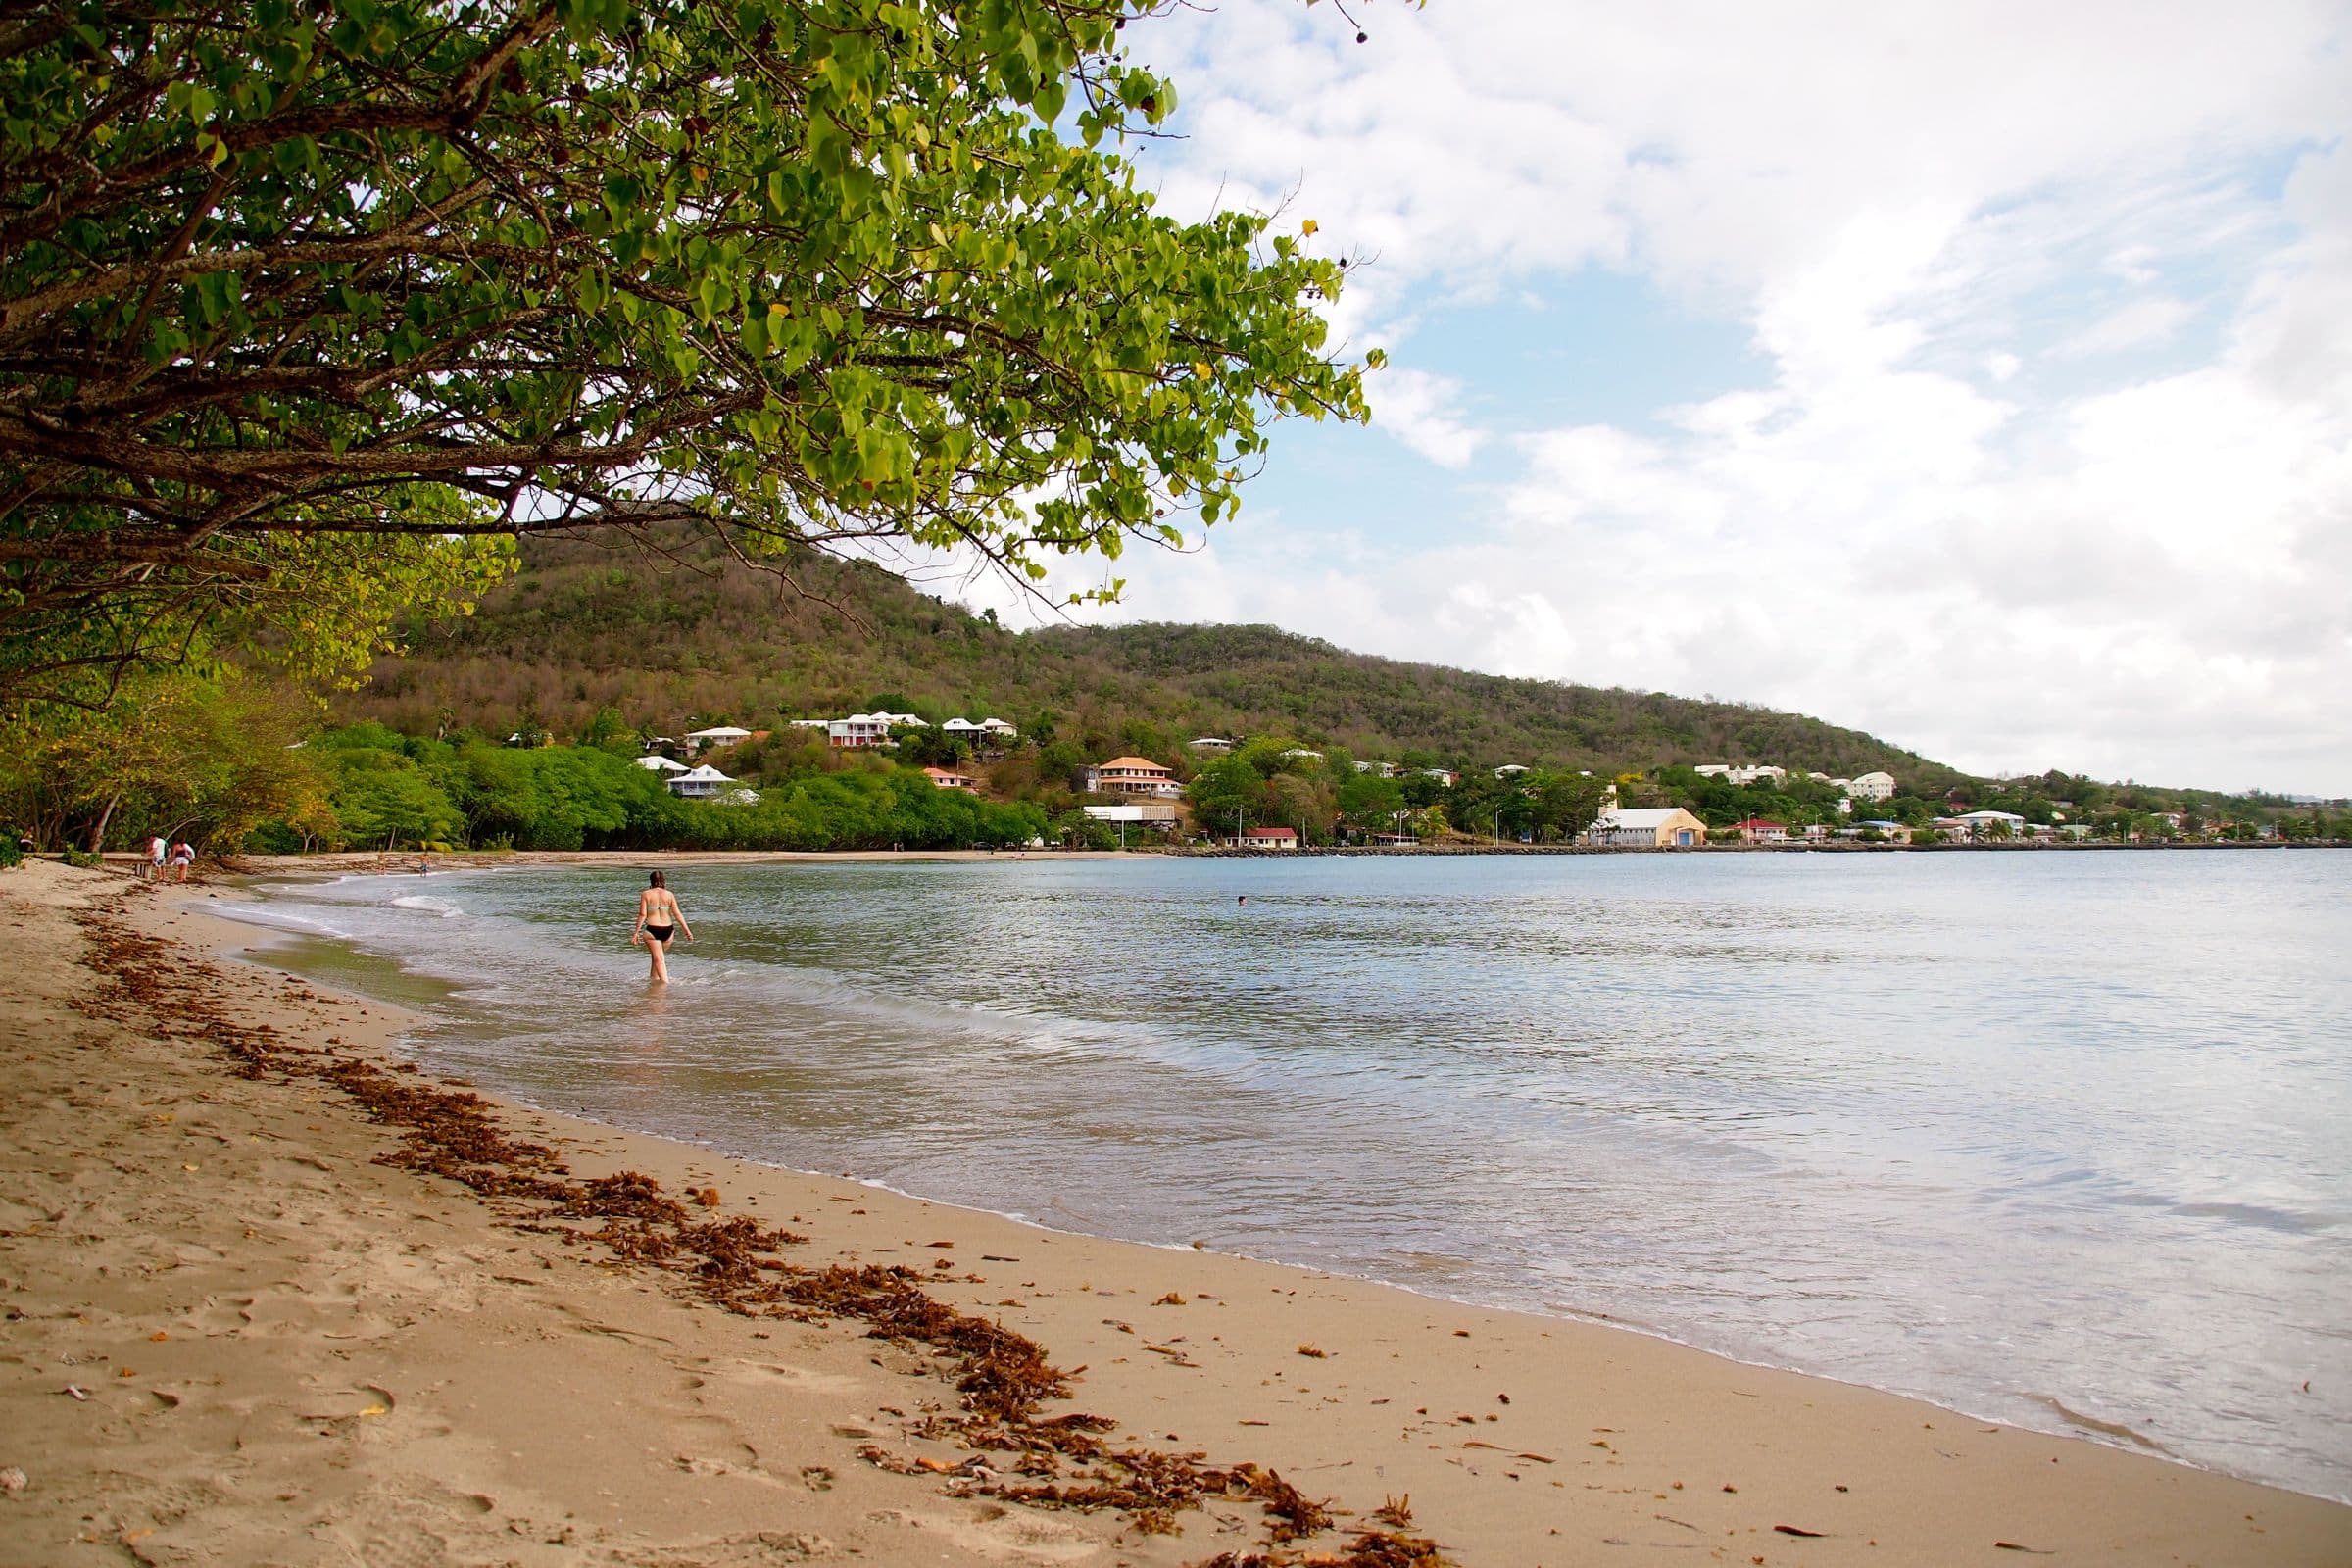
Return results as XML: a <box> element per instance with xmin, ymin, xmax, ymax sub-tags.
<box><xmin>0</xmin><ymin>0</ymin><xmax>1367</xmax><ymax>710</ymax></box>
<box><xmin>253</xmin><ymin>722</ymin><xmax>1050</xmax><ymax>854</ymax></box>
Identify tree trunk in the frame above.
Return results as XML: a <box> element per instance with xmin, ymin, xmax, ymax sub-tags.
<box><xmin>87</xmin><ymin>791</ymin><xmax>122</xmax><ymax>854</ymax></box>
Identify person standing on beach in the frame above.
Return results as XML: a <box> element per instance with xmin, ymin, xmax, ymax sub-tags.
<box><xmin>170</xmin><ymin>840</ymin><xmax>194</xmax><ymax>882</ymax></box>
<box><xmin>631</xmin><ymin>870</ymin><xmax>694</xmax><ymax>983</ymax></box>
<box><xmin>145</xmin><ymin>834</ymin><xmax>167</xmax><ymax>882</ymax></box>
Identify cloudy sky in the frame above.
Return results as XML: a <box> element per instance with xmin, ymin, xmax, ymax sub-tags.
<box><xmin>973</xmin><ymin>1</ymin><xmax>2352</xmax><ymax>794</ymax></box>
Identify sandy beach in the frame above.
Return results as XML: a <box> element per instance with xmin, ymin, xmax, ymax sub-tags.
<box><xmin>3</xmin><ymin>859</ymin><xmax>2346</xmax><ymax>1567</ymax></box>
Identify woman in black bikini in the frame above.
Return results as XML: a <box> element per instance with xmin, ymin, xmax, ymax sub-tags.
<box><xmin>631</xmin><ymin>870</ymin><xmax>694</xmax><ymax>983</ymax></box>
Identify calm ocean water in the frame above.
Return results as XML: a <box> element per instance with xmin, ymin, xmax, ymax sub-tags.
<box><xmin>232</xmin><ymin>851</ymin><xmax>2352</xmax><ymax>1500</ymax></box>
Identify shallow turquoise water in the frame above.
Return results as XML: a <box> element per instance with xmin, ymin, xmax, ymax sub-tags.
<box><xmin>234</xmin><ymin>850</ymin><xmax>2352</xmax><ymax>1499</ymax></box>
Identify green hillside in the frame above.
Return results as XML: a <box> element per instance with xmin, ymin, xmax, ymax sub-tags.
<box><xmin>347</xmin><ymin>535</ymin><xmax>1965</xmax><ymax>786</ymax></box>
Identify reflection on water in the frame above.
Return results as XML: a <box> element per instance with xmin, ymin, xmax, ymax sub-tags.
<box><xmin>231</xmin><ymin>851</ymin><xmax>2352</xmax><ymax>1501</ymax></box>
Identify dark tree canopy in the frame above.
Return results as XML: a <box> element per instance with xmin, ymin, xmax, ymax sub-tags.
<box><xmin>0</xmin><ymin>0</ymin><xmax>1376</xmax><ymax>705</ymax></box>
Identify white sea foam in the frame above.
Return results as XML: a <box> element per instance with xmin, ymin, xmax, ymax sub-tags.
<box><xmin>390</xmin><ymin>893</ymin><xmax>464</xmax><ymax>917</ymax></box>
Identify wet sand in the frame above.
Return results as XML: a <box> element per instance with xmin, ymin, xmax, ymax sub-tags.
<box><xmin>3</xmin><ymin>859</ymin><xmax>2346</xmax><ymax>1566</ymax></box>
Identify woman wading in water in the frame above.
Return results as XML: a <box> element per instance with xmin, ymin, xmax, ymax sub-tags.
<box><xmin>631</xmin><ymin>870</ymin><xmax>695</xmax><ymax>983</ymax></box>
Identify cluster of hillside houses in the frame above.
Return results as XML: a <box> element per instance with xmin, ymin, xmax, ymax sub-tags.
<box><xmin>1068</xmin><ymin>747</ymin><xmax>1932</xmax><ymax>849</ymax></box>
<box><xmin>784</xmin><ymin>712</ymin><xmax>1019</xmax><ymax>749</ymax></box>
<box><xmin>1696</xmin><ymin>764</ymin><xmax>1897</xmax><ymax>802</ymax></box>
<box><xmin>628</xmin><ymin>714</ymin><xmax>1017</xmax><ymax>801</ymax></box>
<box><xmin>627</xmin><ymin>717</ymin><xmax>1970</xmax><ymax>848</ymax></box>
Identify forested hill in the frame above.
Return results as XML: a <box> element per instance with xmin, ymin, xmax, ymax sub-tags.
<box><xmin>346</xmin><ymin>535</ymin><xmax>1963</xmax><ymax>785</ymax></box>
<box><xmin>1026</xmin><ymin>621</ymin><xmax>1956</xmax><ymax>785</ymax></box>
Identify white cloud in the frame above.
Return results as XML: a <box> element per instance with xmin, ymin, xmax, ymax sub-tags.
<box><xmin>1069</xmin><ymin>1</ymin><xmax>2352</xmax><ymax>791</ymax></box>
<box><xmin>2051</xmin><ymin>295</ymin><xmax>2195</xmax><ymax>359</ymax></box>
<box><xmin>1364</xmin><ymin>368</ymin><xmax>1488</xmax><ymax>467</ymax></box>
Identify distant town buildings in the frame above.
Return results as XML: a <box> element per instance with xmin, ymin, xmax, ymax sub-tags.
<box><xmin>780</xmin><ymin>712</ymin><xmax>1014</xmax><ymax>749</ymax></box>
<box><xmin>942</xmin><ymin>717</ymin><xmax>1019</xmax><ymax>743</ymax></box>
<box><xmin>1079</xmin><ymin>756</ymin><xmax>1183</xmax><ymax>799</ymax></box>
<box><xmin>1690</xmin><ymin>761</ymin><xmax>1899</xmax><ymax>817</ymax></box>
<box><xmin>1590</xmin><ymin>807</ymin><xmax>1708</xmax><ymax>848</ymax></box>
<box><xmin>1935</xmin><ymin>809</ymin><xmax>2028</xmax><ymax>840</ymax></box>
<box><xmin>668</xmin><ymin>763</ymin><xmax>755</xmax><ymax>802</ymax></box>
<box><xmin>1694</xmin><ymin>763</ymin><xmax>1788</xmax><ymax>787</ymax></box>
<box><xmin>1082</xmin><ymin>802</ymin><xmax>1180</xmax><ymax>832</ymax></box>
<box><xmin>821</xmin><ymin>712</ymin><xmax>897</xmax><ymax>748</ymax></box>
<box><xmin>648</xmin><ymin>709</ymin><xmax>1948</xmax><ymax>850</ymax></box>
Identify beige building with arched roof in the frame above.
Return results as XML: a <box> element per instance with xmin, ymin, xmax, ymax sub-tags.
<box><xmin>1591</xmin><ymin>807</ymin><xmax>1709</xmax><ymax>848</ymax></box>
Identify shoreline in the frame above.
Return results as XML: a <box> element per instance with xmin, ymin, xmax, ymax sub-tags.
<box><xmin>65</xmin><ymin>834</ymin><xmax>2334</xmax><ymax>887</ymax></box>
<box><xmin>4</xmin><ymin>861</ymin><xmax>2347</xmax><ymax>1565</ymax></box>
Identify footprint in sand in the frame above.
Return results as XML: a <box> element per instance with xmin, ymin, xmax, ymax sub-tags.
<box><xmin>299</xmin><ymin>1383</ymin><xmax>398</xmax><ymax>1432</ymax></box>
<box><xmin>868</xmin><ymin>1503</ymin><xmax>1100</xmax><ymax>1564</ymax></box>
<box><xmin>704</xmin><ymin>1357</ymin><xmax>865</xmax><ymax>1397</ymax></box>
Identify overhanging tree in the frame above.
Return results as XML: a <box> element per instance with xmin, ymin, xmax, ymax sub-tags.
<box><xmin>0</xmin><ymin>0</ymin><xmax>1379</xmax><ymax>707</ymax></box>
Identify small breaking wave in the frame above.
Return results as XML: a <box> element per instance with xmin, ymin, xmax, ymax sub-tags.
<box><xmin>391</xmin><ymin>894</ymin><xmax>464</xmax><ymax>918</ymax></box>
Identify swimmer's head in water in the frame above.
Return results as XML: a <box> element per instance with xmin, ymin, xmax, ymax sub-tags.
<box><xmin>649</xmin><ymin>870</ymin><xmax>666</xmax><ymax>888</ymax></box>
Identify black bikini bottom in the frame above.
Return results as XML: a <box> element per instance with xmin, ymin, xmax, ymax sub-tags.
<box><xmin>644</xmin><ymin>924</ymin><xmax>675</xmax><ymax>943</ymax></box>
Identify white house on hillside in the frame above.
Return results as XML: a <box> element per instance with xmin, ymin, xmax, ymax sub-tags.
<box><xmin>827</xmin><ymin>713</ymin><xmax>896</xmax><ymax>748</ymax></box>
<box><xmin>684</xmin><ymin>725</ymin><xmax>753</xmax><ymax>752</ymax></box>
<box><xmin>668</xmin><ymin>764</ymin><xmax>739</xmax><ymax>799</ymax></box>
<box><xmin>1696</xmin><ymin>763</ymin><xmax>1788</xmax><ymax>787</ymax></box>
<box><xmin>634</xmin><ymin>755</ymin><xmax>688</xmax><ymax>773</ymax></box>
<box><xmin>1847</xmin><ymin>770</ymin><xmax>1896</xmax><ymax>801</ymax></box>
<box><xmin>1080</xmin><ymin>756</ymin><xmax>1182</xmax><ymax>799</ymax></box>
